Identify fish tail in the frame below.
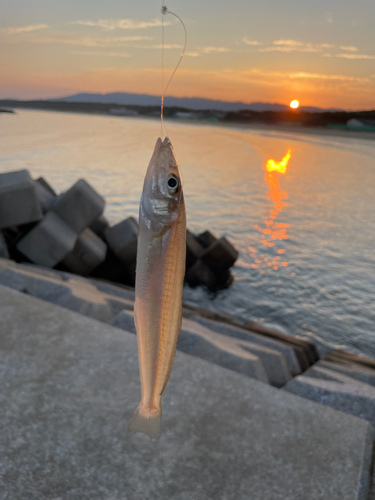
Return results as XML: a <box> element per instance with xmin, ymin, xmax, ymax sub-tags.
<box><xmin>128</xmin><ymin>401</ymin><xmax>162</xmax><ymax>441</ymax></box>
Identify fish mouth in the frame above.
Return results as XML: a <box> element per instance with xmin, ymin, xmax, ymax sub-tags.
<box><xmin>155</xmin><ymin>136</ymin><xmax>177</xmax><ymax>170</ymax></box>
<box><xmin>158</xmin><ymin>136</ymin><xmax>172</xmax><ymax>153</ymax></box>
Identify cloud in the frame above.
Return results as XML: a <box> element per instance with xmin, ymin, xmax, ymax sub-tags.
<box><xmin>72</xmin><ymin>18</ymin><xmax>168</xmax><ymax>31</ymax></box>
<box><xmin>201</xmin><ymin>46</ymin><xmax>230</xmax><ymax>53</ymax></box>
<box><xmin>337</xmin><ymin>53</ymin><xmax>375</xmax><ymax>60</ymax></box>
<box><xmin>340</xmin><ymin>46</ymin><xmax>358</xmax><ymax>52</ymax></box>
<box><xmin>273</xmin><ymin>40</ymin><xmax>304</xmax><ymax>46</ymax></box>
<box><xmin>29</xmin><ymin>35</ymin><xmax>152</xmax><ymax>48</ymax></box>
<box><xmin>149</xmin><ymin>44</ymin><xmax>183</xmax><ymax>49</ymax></box>
<box><xmin>242</xmin><ymin>37</ymin><xmax>262</xmax><ymax>46</ymax></box>
<box><xmin>69</xmin><ymin>51</ymin><xmax>130</xmax><ymax>58</ymax></box>
<box><xmin>260</xmin><ymin>40</ymin><xmax>335</xmax><ymax>53</ymax></box>
<box><xmin>284</xmin><ymin>71</ymin><xmax>369</xmax><ymax>82</ymax></box>
<box><xmin>185</xmin><ymin>51</ymin><xmax>200</xmax><ymax>57</ymax></box>
<box><xmin>217</xmin><ymin>67</ymin><xmax>369</xmax><ymax>86</ymax></box>
<box><xmin>260</xmin><ymin>45</ymin><xmax>322</xmax><ymax>53</ymax></box>
<box><xmin>2</xmin><ymin>24</ymin><xmax>48</xmax><ymax>34</ymax></box>
<box><xmin>228</xmin><ymin>68</ymin><xmax>371</xmax><ymax>89</ymax></box>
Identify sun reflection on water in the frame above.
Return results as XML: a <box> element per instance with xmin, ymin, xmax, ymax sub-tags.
<box><xmin>252</xmin><ymin>148</ymin><xmax>292</xmax><ymax>272</ymax></box>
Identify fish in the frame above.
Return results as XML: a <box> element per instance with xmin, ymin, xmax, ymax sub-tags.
<box><xmin>129</xmin><ymin>136</ymin><xmax>186</xmax><ymax>441</ymax></box>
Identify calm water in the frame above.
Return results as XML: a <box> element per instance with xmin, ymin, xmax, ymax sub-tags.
<box><xmin>1</xmin><ymin>109</ymin><xmax>375</xmax><ymax>358</ymax></box>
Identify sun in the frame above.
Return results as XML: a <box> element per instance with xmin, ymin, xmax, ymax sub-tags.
<box><xmin>290</xmin><ymin>100</ymin><xmax>299</xmax><ymax>109</ymax></box>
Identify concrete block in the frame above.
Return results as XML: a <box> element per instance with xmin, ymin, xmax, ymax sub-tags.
<box><xmin>193</xmin><ymin>315</ymin><xmax>302</xmax><ymax>376</ymax></box>
<box><xmin>34</xmin><ymin>178</ymin><xmax>56</xmax><ymax>213</ymax></box>
<box><xmin>185</xmin><ymin>259</ymin><xmax>217</xmax><ymax>287</ymax></box>
<box><xmin>111</xmin><ymin>309</ymin><xmax>136</xmax><ymax>333</ymax></box>
<box><xmin>283</xmin><ymin>362</ymin><xmax>375</xmax><ymax>428</ymax></box>
<box><xmin>35</xmin><ymin>177</ymin><xmax>56</xmax><ymax>196</ymax></box>
<box><xmin>201</xmin><ymin>236</ymin><xmax>239</xmax><ymax>269</ymax></box>
<box><xmin>186</xmin><ymin>229</ymin><xmax>204</xmax><ymax>267</ymax></box>
<box><xmin>181</xmin><ymin>318</ymin><xmax>292</xmax><ymax>386</ymax></box>
<box><xmin>104</xmin><ymin>217</ymin><xmax>138</xmax><ymax>265</ymax></box>
<box><xmin>0</xmin><ymin>264</ymin><xmax>28</xmax><ymax>291</ymax></box>
<box><xmin>180</xmin><ymin>318</ymin><xmax>269</xmax><ymax>383</ymax></box>
<box><xmin>90</xmin><ymin>248</ymin><xmax>135</xmax><ymax>287</ymax></box>
<box><xmin>326</xmin><ymin>349</ymin><xmax>375</xmax><ymax>370</ymax></box>
<box><xmin>94</xmin><ymin>280</ymin><xmax>135</xmax><ymax>302</ymax></box>
<box><xmin>0</xmin><ymin>259</ymin><xmax>133</xmax><ymax>323</ymax></box>
<box><xmin>196</xmin><ymin>230</ymin><xmax>217</xmax><ymax>249</ymax></box>
<box><xmin>243</xmin><ymin>320</ymin><xmax>319</xmax><ymax>367</ymax></box>
<box><xmin>0</xmin><ymin>231</ymin><xmax>9</xmax><ymax>258</ymax></box>
<box><xmin>0</xmin><ymin>169</ymin><xmax>42</xmax><ymax>229</ymax></box>
<box><xmin>89</xmin><ymin>214</ymin><xmax>110</xmax><ymax>236</ymax></box>
<box><xmin>52</xmin><ymin>179</ymin><xmax>105</xmax><ymax>233</ymax></box>
<box><xmin>16</xmin><ymin>212</ymin><xmax>77</xmax><ymax>267</ymax></box>
<box><xmin>0</xmin><ymin>284</ymin><xmax>374</xmax><ymax>500</ymax></box>
<box><xmin>318</xmin><ymin>358</ymin><xmax>375</xmax><ymax>387</ymax></box>
<box><xmin>50</xmin><ymin>279</ymin><xmax>114</xmax><ymax>323</ymax></box>
<box><xmin>62</xmin><ymin>228</ymin><xmax>107</xmax><ymax>275</ymax></box>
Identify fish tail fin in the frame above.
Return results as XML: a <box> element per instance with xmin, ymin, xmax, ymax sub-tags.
<box><xmin>128</xmin><ymin>401</ymin><xmax>162</xmax><ymax>441</ymax></box>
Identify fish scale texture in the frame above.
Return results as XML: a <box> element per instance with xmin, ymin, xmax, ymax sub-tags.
<box><xmin>0</xmin><ymin>284</ymin><xmax>374</xmax><ymax>500</ymax></box>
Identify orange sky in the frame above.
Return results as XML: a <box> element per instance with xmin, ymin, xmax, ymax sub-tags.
<box><xmin>1</xmin><ymin>0</ymin><xmax>374</xmax><ymax>110</ymax></box>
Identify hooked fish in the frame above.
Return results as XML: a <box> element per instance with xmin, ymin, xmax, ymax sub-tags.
<box><xmin>129</xmin><ymin>137</ymin><xmax>186</xmax><ymax>440</ymax></box>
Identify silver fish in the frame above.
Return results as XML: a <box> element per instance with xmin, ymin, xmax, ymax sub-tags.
<box><xmin>129</xmin><ymin>137</ymin><xmax>186</xmax><ymax>440</ymax></box>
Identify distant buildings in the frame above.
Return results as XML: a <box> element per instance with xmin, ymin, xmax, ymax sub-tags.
<box><xmin>347</xmin><ymin>118</ymin><xmax>375</xmax><ymax>129</ymax></box>
<box><xmin>109</xmin><ymin>107</ymin><xmax>138</xmax><ymax>116</ymax></box>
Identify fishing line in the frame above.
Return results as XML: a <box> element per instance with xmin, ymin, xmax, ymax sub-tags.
<box><xmin>161</xmin><ymin>4</ymin><xmax>187</xmax><ymax>139</ymax></box>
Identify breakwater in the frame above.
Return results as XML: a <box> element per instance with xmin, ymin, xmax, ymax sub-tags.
<box><xmin>0</xmin><ymin>169</ymin><xmax>238</xmax><ymax>289</ymax></box>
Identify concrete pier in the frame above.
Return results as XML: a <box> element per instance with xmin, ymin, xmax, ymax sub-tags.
<box><xmin>0</xmin><ymin>284</ymin><xmax>373</xmax><ymax>500</ymax></box>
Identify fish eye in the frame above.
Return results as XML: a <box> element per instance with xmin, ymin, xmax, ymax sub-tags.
<box><xmin>167</xmin><ymin>174</ymin><xmax>180</xmax><ymax>193</ymax></box>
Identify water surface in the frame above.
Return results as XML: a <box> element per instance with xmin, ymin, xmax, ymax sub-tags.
<box><xmin>1</xmin><ymin>109</ymin><xmax>375</xmax><ymax>358</ymax></box>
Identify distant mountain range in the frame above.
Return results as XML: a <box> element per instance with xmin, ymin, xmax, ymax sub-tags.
<box><xmin>54</xmin><ymin>92</ymin><xmax>339</xmax><ymax>113</ymax></box>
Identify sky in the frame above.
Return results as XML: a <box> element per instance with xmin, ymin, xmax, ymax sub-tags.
<box><xmin>1</xmin><ymin>0</ymin><xmax>374</xmax><ymax>110</ymax></box>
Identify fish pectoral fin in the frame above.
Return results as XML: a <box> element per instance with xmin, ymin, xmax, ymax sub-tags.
<box><xmin>128</xmin><ymin>402</ymin><xmax>162</xmax><ymax>441</ymax></box>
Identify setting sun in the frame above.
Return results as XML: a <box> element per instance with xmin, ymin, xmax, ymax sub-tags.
<box><xmin>290</xmin><ymin>100</ymin><xmax>299</xmax><ymax>109</ymax></box>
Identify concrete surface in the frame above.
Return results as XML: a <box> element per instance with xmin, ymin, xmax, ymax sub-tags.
<box><xmin>111</xmin><ymin>310</ymin><xmax>293</xmax><ymax>386</ymax></box>
<box><xmin>181</xmin><ymin>318</ymin><xmax>292</xmax><ymax>386</ymax></box>
<box><xmin>62</xmin><ymin>228</ymin><xmax>107</xmax><ymax>275</ymax></box>
<box><xmin>193</xmin><ymin>315</ymin><xmax>301</xmax><ymax>376</ymax></box>
<box><xmin>0</xmin><ymin>285</ymin><xmax>374</xmax><ymax>500</ymax></box>
<box><xmin>51</xmin><ymin>179</ymin><xmax>105</xmax><ymax>233</ymax></box>
<box><xmin>185</xmin><ymin>259</ymin><xmax>217</xmax><ymax>287</ymax></box>
<box><xmin>317</xmin><ymin>358</ymin><xmax>375</xmax><ymax>388</ymax></box>
<box><xmin>89</xmin><ymin>214</ymin><xmax>109</xmax><ymax>236</ymax></box>
<box><xmin>0</xmin><ymin>259</ymin><xmax>324</xmax><ymax>388</ymax></box>
<box><xmin>179</xmin><ymin>319</ymin><xmax>269</xmax><ymax>383</ymax></box>
<box><xmin>284</xmin><ymin>362</ymin><xmax>375</xmax><ymax>428</ymax></box>
<box><xmin>111</xmin><ymin>309</ymin><xmax>136</xmax><ymax>333</ymax></box>
<box><xmin>16</xmin><ymin>212</ymin><xmax>77</xmax><ymax>267</ymax></box>
<box><xmin>0</xmin><ymin>259</ymin><xmax>134</xmax><ymax>323</ymax></box>
<box><xmin>186</xmin><ymin>229</ymin><xmax>204</xmax><ymax>267</ymax></box>
<box><xmin>34</xmin><ymin>177</ymin><xmax>56</xmax><ymax>213</ymax></box>
<box><xmin>0</xmin><ymin>169</ymin><xmax>42</xmax><ymax>229</ymax></box>
<box><xmin>0</xmin><ymin>232</ymin><xmax>9</xmax><ymax>259</ymax></box>
<box><xmin>201</xmin><ymin>236</ymin><xmax>239</xmax><ymax>269</ymax></box>
<box><xmin>104</xmin><ymin>216</ymin><xmax>138</xmax><ymax>264</ymax></box>
<box><xmin>325</xmin><ymin>350</ymin><xmax>375</xmax><ymax>371</ymax></box>
<box><xmin>241</xmin><ymin>320</ymin><xmax>319</xmax><ymax>366</ymax></box>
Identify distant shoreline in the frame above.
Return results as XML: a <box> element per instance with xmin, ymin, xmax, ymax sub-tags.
<box><xmin>3</xmin><ymin>102</ymin><xmax>375</xmax><ymax>142</ymax></box>
<box><xmin>214</xmin><ymin>121</ymin><xmax>375</xmax><ymax>141</ymax></box>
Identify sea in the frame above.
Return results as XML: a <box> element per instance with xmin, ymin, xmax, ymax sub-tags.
<box><xmin>1</xmin><ymin>109</ymin><xmax>375</xmax><ymax>358</ymax></box>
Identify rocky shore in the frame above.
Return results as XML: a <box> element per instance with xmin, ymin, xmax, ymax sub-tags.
<box><xmin>0</xmin><ymin>169</ymin><xmax>238</xmax><ymax>289</ymax></box>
